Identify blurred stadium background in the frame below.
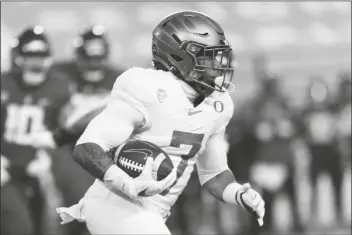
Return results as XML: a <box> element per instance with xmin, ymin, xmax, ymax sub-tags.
<box><xmin>1</xmin><ymin>2</ymin><xmax>351</xmax><ymax>235</ymax></box>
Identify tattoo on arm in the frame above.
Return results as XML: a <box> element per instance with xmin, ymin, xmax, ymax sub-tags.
<box><xmin>73</xmin><ymin>143</ymin><xmax>114</xmax><ymax>181</ymax></box>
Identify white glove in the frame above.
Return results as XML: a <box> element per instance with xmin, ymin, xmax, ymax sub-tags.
<box><xmin>235</xmin><ymin>183</ymin><xmax>265</xmax><ymax>226</ymax></box>
<box><xmin>30</xmin><ymin>131</ymin><xmax>56</xmax><ymax>149</ymax></box>
<box><xmin>104</xmin><ymin>157</ymin><xmax>177</xmax><ymax>200</ymax></box>
<box><xmin>1</xmin><ymin>155</ymin><xmax>10</xmax><ymax>186</ymax></box>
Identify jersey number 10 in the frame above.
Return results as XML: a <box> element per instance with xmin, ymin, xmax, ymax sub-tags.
<box><xmin>4</xmin><ymin>104</ymin><xmax>45</xmax><ymax>145</ymax></box>
<box><xmin>161</xmin><ymin>131</ymin><xmax>204</xmax><ymax>195</ymax></box>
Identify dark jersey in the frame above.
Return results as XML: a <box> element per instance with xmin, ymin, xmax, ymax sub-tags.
<box><xmin>52</xmin><ymin>61</ymin><xmax>121</xmax><ymax>94</ymax></box>
<box><xmin>1</xmin><ymin>70</ymin><xmax>72</xmax><ymax>167</ymax></box>
<box><xmin>250</xmin><ymin>96</ymin><xmax>298</xmax><ymax>165</ymax></box>
<box><xmin>333</xmin><ymin>99</ymin><xmax>351</xmax><ymax>163</ymax></box>
<box><xmin>50</xmin><ymin>61</ymin><xmax>123</xmax><ymax>146</ymax></box>
<box><xmin>300</xmin><ymin>102</ymin><xmax>337</xmax><ymax>146</ymax></box>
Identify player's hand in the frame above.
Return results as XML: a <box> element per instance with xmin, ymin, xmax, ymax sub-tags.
<box><xmin>1</xmin><ymin>155</ymin><xmax>10</xmax><ymax>186</ymax></box>
<box><xmin>130</xmin><ymin>157</ymin><xmax>177</xmax><ymax>199</ymax></box>
<box><xmin>236</xmin><ymin>183</ymin><xmax>265</xmax><ymax>226</ymax></box>
<box><xmin>30</xmin><ymin>131</ymin><xmax>57</xmax><ymax>149</ymax></box>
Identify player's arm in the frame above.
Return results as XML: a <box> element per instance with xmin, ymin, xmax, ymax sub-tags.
<box><xmin>72</xmin><ymin>97</ymin><xmax>138</xmax><ymax>181</ymax></box>
<box><xmin>197</xmin><ymin>124</ymin><xmax>265</xmax><ymax>225</ymax></box>
<box><xmin>73</xmin><ymin>96</ymin><xmax>176</xmax><ymax>199</ymax></box>
<box><xmin>72</xmin><ymin>69</ymin><xmax>177</xmax><ymax>199</ymax></box>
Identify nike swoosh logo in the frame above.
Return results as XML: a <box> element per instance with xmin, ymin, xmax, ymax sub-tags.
<box><xmin>124</xmin><ymin>149</ymin><xmax>153</xmax><ymax>159</ymax></box>
<box><xmin>188</xmin><ymin>110</ymin><xmax>202</xmax><ymax>116</ymax></box>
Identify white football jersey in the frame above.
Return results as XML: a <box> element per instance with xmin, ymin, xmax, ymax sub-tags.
<box><xmin>110</xmin><ymin>67</ymin><xmax>234</xmax><ymax>210</ymax></box>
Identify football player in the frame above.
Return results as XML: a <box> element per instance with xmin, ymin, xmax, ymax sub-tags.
<box><xmin>300</xmin><ymin>77</ymin><xmax>345</xmax><ymax>224</ymax></box>
<box><xmin>30</xmin><ymin>26</ymin><xmax>123</xmax><ymax>235</ymax></box>
<box><xmin>1</xmin><ymin>26</ymin><xmax>72</xmax><ymax>235</ymax></box>
<box><xmin>57</xmin><ymin>11</ymin><xmax>265</xmax><ymax>234</ymax></box>
<box><xmin>31</xmin><ymin>25</ymin><xmax>121</xmax><ymax>148</ymax></box>
<box><xmin>334</xmin><ymin>72</ymin><xmax>351</xmax><ymax>225</ymax></box>
<box><xmin>334</xmin><ymin>72</ymin><xmax>351</xmax><ymax>169</ymax></box>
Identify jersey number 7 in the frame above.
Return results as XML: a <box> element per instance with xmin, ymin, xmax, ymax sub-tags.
<box><xmin>160</xmin><ymin>131</ymin><xmax>204</xmax><ymax>195</ymax></box>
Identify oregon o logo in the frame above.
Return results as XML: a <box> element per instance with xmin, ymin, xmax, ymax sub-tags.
<box><xmin>214</xmin><ymin>101</ymin><xmax>224</xmax><ymax>113</ymax></box>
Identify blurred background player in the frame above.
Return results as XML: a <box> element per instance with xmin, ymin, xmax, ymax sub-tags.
<box><xmin>227</xmin><ymin>55</ymin><xmax>303</xmax><ymax>233</ymax></box>
<box><xmin>38</xmin><ymin>25</ymin><xmax>122</xmax><ymax>147</ymax></box>
<box><xmin>31</xmin><ymin>25</ymin><xmax>123</xmax><ymax>235</ymax></box>
<box><xmin>300</xmin><ymin>76</ymin><xmax>344</xmax><ymax>227</ymax></box>
<box><xmin>250</xmin><ymin>74</ymin><xmax>303</xmax><ymax>233</ymax></box>
<box><xmin>334</xmin><ymin>72</ymin><xmax>351</xmax><ymax>176</ymax></box>
<box><xmin>1</xmin><ymin>26</ymin><xmax>72</xmax><ymax>235</ymax></box>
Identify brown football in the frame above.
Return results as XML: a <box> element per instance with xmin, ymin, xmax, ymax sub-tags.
<box><xmin>113</xmin><ymin>140</ymin><xmax>174</xmax><ymax>181</ymax></box>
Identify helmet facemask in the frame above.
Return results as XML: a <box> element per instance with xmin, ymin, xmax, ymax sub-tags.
<box><xmin>152</xmin><ymin>11</ymin><xmax>235</xmax><ymax>96</ymax></box>
<box><xmin>74</xmin><ymin>30</ymin><xmax>109</xmax><ymax>83</ymax></box>
<box><xmin>77</xmin><ymin>56</ymin><xmax>107</xmax><ymax>83</ymax></box>
<box><xmin>14</xmin><ymin>38</ymin><xmax>52</xmax><ymax>87</ymax></box>
<box><xmin>19</xmin><ymin>56</ymin><xmax>52</xmax><ymax>86</ymax></box>
<box><xmin>183</xmin><ymin>42</ymin><xmax>234</xmax><ymax>95</ymax></box>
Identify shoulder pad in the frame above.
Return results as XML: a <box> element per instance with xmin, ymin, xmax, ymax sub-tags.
<box><xmin>111</xmin><ymin>67</ymin><xmax>157</xmax><ymax>101</ymax></box>
<box><xmin>110</xmin><ymin>68</ymin><xmax>157</xmax><ymax>128</ymax></box>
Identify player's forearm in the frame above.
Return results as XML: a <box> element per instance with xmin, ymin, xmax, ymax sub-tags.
<box><xmin>73</xmin><ymin>142</ymin><xmax>141</xmax><ymax>199</ymax></box>
<box><xmin>72</xmin><ymin>142</ymin><xmax>114</xmax><ymax>181</ymax></box>
<box><xmin>202</xmin><ymin>169</ymin><xmax>236</xmax><ymax>202</ymax></box>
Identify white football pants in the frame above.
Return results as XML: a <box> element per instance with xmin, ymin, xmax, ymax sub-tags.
<box><xmin>57</xmin><ymin>179</ymin><xmax>171</xmax><ymax>235</ymax></box>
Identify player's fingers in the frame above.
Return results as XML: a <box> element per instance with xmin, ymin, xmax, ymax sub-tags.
<box><xmin>156</xmin><ymin>169</ymin><xmax>176</xmax><ymax>192</ymax></box>
<box><xmin>243</xmin><ymin>190</ymin><xmax>258</xmax><ymax>208</ymax></box>
<box><xmin>252</xmin><ymin>200</ymin><xmax>265</xmax><ymax>221</ymax></box>
<box><xmin>242</xmin><ymin>183</ymin><xmax>251</xmax><ymax>192</ymax></box>
<box><xmin>156</xmin><ymin>167</ymin><xmax>177</xmax><ymax>191</ymax></box>
<box><xmin>144</xmin><ymin>182</ymin><xmax>161</xmax><ymax>196</ymax></box>
<box><xmin>257</xmin><ymin>218</ymin><xmax>264</xmax><ymax>227</ymax></box>
<box><xmin>257</xmin><ymin>198</ymin><xmax>265</xmax><ymax>211</ymax></box>
<box><xmin>251</xmin><ymin>193</ymin><xmax>261</xmax><ymax>208</ymax></box>
<box><xmin>256</xmin><ymin>206</ymin><xmax>265</xmax><ymax>219</ymax></box>
<box><xmin>136</xmin><ymin>180</ymin><xmax>155</xmax><ymax>197</ymax></box>
<box><xmin>141</xmin><ymin>157</ymin><xmax>154</xmax><ymax>176</ymax></box>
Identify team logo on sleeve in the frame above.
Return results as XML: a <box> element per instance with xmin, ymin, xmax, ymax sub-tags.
<box><xmin>214</xmin><ymin>101</ymin><xmax>224</xmax><ymax>113</ymax></box>
<box><xmin>157</xmin><ymin>89</ymin><xmax>166</xmax><ymax>103</ymax></box>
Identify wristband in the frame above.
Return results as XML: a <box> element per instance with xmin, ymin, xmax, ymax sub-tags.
<box><xmin>222</xmin><ymin>182</ymin><xmax>242</xmax><ymax>204</ymax></box>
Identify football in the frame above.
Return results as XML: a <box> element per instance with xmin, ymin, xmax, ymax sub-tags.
<box><xmin>113</xmin><ymin>140</ymin><xmax>174</xmax><ymax>181</ymax></box>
